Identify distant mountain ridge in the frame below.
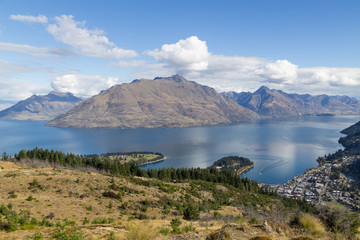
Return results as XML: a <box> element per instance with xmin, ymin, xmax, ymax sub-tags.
<box><xmin>223</xmin><ymin>86</ymin><xmax>360</xmax><ymax>117</ymax></box>
<box><xmin>47</xmin><ymin>75</ymin><xmax>261</xmax><ymax>128</ymax></box>
<box><xmin>0</xmin><ymin>92</ymin><xmax>83</xmax><ymax>120</ymax></box>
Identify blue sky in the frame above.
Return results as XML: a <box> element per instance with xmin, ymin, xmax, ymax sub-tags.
<box><xmin>0</xmin><ymin>0</ymin><xmax>360</xmax><ymax>108</ymax></box>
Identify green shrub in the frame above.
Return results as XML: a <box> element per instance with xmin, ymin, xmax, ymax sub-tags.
<box><xmin>289</xmin><ymin>214</ymin><xmax>300</xmax><ymax>226</ymax></box>
<box><xmin>21</xmin><ymin>224</ymin><xmax>37</xmax><ymax>230</ymax></box>
<box><xmin>10</xmin><ymin>193</ymin><xmax>17</xmax><ymax>198</ymax></box>
<box><xmin>28</xmin><ymin>178</ymin><xmax>43</xmax><ymax>190</ymax></box>
<box><xmin>183</xmin><ymin>203</ymin><xmax>199</xmax><ymax>220</ymax></box>
<box><xmin>82</xmin><ymin>217</ymin><xmax>89</xmax><ymax>225</ymax></box>
<box><xmin>159</xmin><ymin>227</ymin><xmax>171</xmax><ymax>236</ymax></box>
<box><xmin>171</xmin><ymin>218</ymin><xmax>182</xmax><ymax>228</ymax></box>
<box><xmin>52</xmin><ymin>226</ymin><xmax>83</xmax><ymax>240</ymax></box>
<box><xmin>162</xmin><ymin>205</ymin><xmax>170</xmax><ymax>215</ymax></box>
<box><xmin>4</xmin><ymin>173</ymin><xmax>16</xmax><ymax>178</ymax></box>
<box><xmin>26</xmin><ymin>195</ymin><xmax>34</xmax><ymax>201</ymax></box>
<box><xmin>249</xmin><ymin>217</ymin><xmax>259</xmax><ymax>225</ymax></box>
<box><xmin>32</xmin><ymin>232</ymin><xmax>44</xmax><ymax>240</ymax></box>
<box><xmin>108</xmin><ymin>231</ymin><xmax>117</xmax><ymax>240</ymax></box>
<box><xmin>182</xmin><ymin>224</ymin><xmax>196</xmax><ymax>233</ymax></box>
<box><xmin>102</xmin><ymin>191</ymin><xmax>121</xmax><ymax>199</ymax></box>
<box><xmin>91</xmin><ymin>217</ymin><xmax>114</xmax><ymax>224</ymax></box>
<box><xmin>213</xmin><ymin>211</ymin><xmax>222</xmax><ymax>219</ymax></box>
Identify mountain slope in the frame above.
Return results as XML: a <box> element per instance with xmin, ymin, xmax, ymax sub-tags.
<box><xmin>0</xmin><ymin>92</ymin><xmax>83</xmax><ymax>121</ymax></box>
<box><xmin>47</xmin><ymin>75</ymin><xmax>260</xmax><ymax>128</ymax></box>
<box><xmin>223</xmin><ymin>86</ymin><xmax>360</xmax><ymax>117</ymax></box>
<box><xmin>339</xmin><ymin>120</ymin><xmax>360</xmax><ymax>154</ymax></box>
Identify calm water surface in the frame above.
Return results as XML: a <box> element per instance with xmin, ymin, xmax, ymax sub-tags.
<box><xmin>0</xmin><ymin>115</ymin><xmax>358</xmax><ymax>184</ymax></box>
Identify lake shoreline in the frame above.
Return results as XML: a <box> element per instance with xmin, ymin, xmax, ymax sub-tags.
<box><xmin>138</xmin><ymin>157</ymin><xmax>167</xmax><ymax>167</ymax></box>
<box><xmin>238</xmin><ymin>164</ymin><xmax>255</xmax><ymax>175</ymax></box>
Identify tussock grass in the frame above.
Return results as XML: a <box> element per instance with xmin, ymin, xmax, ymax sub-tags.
<box><xmin>125</xmin><ymin>222</ymin><xmax>158</xmax><ymax>240</ymax></box>
<box><xmin>269</xmin><ymin>222</ymin><xmax>292</xmax><ymax>237</ymax></box>
<box><xmin>299</xmin><ymin>214</ymin><xmax>326</xmax><ymax>237</ymax></box>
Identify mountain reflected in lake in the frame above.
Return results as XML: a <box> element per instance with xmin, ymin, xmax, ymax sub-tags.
<box><xmin>0</xmin><ymin>115</ymin><xmax>358</xmax><ymax>184</ymax></box>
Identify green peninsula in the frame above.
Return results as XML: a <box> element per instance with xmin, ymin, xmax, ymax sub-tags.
<box><xmin>210</xmin><ymin>156</ymin><xmax>254</xmax><ymax>175</ymax></box>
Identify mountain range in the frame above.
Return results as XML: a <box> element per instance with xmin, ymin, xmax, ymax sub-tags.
<box><xmin>46</xmin><ymin>75</ymin><xmax>260</xmax><ymax>128</ymax></box>
<box><xmin>223</xmin><ymin>86</ymin><xmax>360</xmax><ymax>117</ymax></box>
<box><xmin>2</xmin><ymin>75</ymin><xmax>359</xmax><ymax>127</ymax></box>
<box><xmin>0</xmin><ymin>92</ymin><xmax>83</xmax><ymax>121</ymax></box>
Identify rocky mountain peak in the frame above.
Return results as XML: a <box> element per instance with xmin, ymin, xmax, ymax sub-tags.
<box><xmin>255</xmin><ymin>86</ymin><xmax>271</xmax><ymax>94</ymax></box>
<box><xmin>154</xmin><ymin>74</ymin><xmax>187</xmax><ymax>83</ymax></box>
<box><xmin>0</xmin><ymin>92</ymin><xmax>83</xmax><ymax>121</ymax></box>
<box><xmin>47</xmin><ymin>75</ymin><xmax>261</xmax><ymax>129</ymax></box>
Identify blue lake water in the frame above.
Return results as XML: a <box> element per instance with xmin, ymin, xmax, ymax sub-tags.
<box><xmin>0</xmin><ymin>115</ymin><xmax>358</xmax><ymax>184</ymax></box>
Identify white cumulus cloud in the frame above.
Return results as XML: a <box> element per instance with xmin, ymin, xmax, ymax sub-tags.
<box><xmin>10</xmin><ymin>14</ymin><xmax>48</xmax><ymax>24</ymax></box>
<box><xmin>255</xmin><ymin>60</ymin><xmax>298</xmax><ymax>84</ymax></box>
<box><xmin>146</xmin><ymin>36</ymin><xmax>210</xmax><ymax>71</ymax></box>
<box><xmin>47</xmin><ymin>15</ymin><xmax>137</xmax><ymax>59</ymax></box>
<box><xmin>51</xmin><ymin>72</ymin><xmax>120</xmax><ymax>98</ymax></box>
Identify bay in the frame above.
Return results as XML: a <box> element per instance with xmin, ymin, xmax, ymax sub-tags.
<box><xmin>0</xmin><ymin>115</ymin><xmax>358</xmax><ymax>184</ymax></box>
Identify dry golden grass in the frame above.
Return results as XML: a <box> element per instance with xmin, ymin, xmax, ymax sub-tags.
<box><xmin>299</xmin><ymin>214</ymin><xmax>326</xmax><ymax>237</ymax></box>
<box><xmin>269</xmin><ymin>222</ymin><xmax>292</xmax><ymax>237</ymax></box>
<box><xmin>125</xmin><ymin>222</ymin><xmax>159</xmax><ymax>240</ymax></box>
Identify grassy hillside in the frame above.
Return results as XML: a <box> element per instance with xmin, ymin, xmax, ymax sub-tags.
<box><xmin>0</xmin><ymin>149</ymin><xmax>359</xmax><ymax>239</ymax></box>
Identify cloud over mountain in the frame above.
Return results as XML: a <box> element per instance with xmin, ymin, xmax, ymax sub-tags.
<box><xmin>146</xmin><ymin>36</ymin><xmax>210</xmax><ymax>71</ymax></box>
<box><xmin>255</xmin><ymin>60</ymin><xmax>298</xmax><ymax>84</ymax></box>
<box><xmin>51</xmin><ymin>72</ymin><xmax>119</xmax><ymax>98</ymax></box>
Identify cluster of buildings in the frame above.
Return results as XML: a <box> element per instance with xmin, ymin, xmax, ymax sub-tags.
<box><xmin>258</xmin><ymin>156</ymin><xmax>360</xmax><ymax>210</ymax></box>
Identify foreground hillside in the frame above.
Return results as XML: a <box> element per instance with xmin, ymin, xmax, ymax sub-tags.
<box><xmin>47</xmin><ymin>75</ymin><xmax>260</xmax><ymax>128</ymax></box>
<box><xmin>223</xmin><ymin>86</ymin><xmax>360</xmax><ymax>117</ymax></box>
<box><xmin>0</xmin><ymin>92</ymin><xmax>82</xmax><ymax>121</ymax></box>
<box><xmin>1</xmin><ymin>149</ymin><xmax>359</xmax><ymax>239</ymax></box>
